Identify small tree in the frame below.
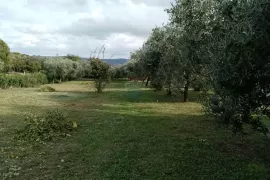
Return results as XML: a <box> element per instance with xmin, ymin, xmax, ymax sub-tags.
<box><xmin>140</xmin><ymin>28</ymin><xmax>166</xmax><ymax>90</ymax></box>
<box><xmin>90</xmin><ymin>58</ymin><xmax>111</xmax><ymax>93</ymax></box>
<box><xmin>0</xmin><ymin>39</ymin><xmax>10</xmax><ymax>64</ymax></box>
<box><xmin>166</xmin><ymin>0</ymin><xmax>213</xmax><ymax>102</ymax></box>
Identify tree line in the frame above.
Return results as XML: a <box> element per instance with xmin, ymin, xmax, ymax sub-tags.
<box><xmin>119</xmin><ymin>0</ymin><xmax>270</xmax><ymax>134</ymax></box>
<box><xmin>0</xmin><ymin>40</ymin><xmax>112</xmax><ymax>91</ymax></box>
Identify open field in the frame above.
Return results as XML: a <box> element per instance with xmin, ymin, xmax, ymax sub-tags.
<box><xmin>0</xmin><ymin>81</ymin><xmax>270</xmax><ymax>180</ymax></box>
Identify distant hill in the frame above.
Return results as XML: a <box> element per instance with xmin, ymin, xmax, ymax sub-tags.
<box><xmin>102</xmin><ymin>58</ymin><xmax>129</xmax><ymax>65</ymax></box>
<box><xmin>81</xmin><ymin>58</ymin><xmax>129</xmax><ymax>65</ymax></box>
<box><xmin>35</xmin><ymin>56</ymin><xmax>129</xmax><ymax>65</ymax></box>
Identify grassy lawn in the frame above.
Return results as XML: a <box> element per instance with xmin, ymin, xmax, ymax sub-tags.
<box><xmin>0</xmin><ymin>80</ymin><xmax>270</xmax><ymax>180</ymax></box>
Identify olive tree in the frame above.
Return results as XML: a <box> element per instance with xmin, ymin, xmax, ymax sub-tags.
<box><xmin>10</xmin><ymin>53</ymin><xmax>42</xmax><ymax>73</ymax></box>
<box><xmin>111</xmin><ymin>65</ymin><xmax>128</xmax><ymax>79</ymax></box>
<box><xmin>90</xmin><ymin>58</ymin><xmax>111</xmax><ymax>93</ymax></box>
<box><xmin>42</xmin><ymin>58</ymin><xmax>58</xmax><ymax>83</ymax></box>
<box><xmin>0</xmin><ymin>39</ymin><xmax>10</xmax><ymax>64</ymax></box>
<box><xmin>0</xmin><ymin>39</ymin><xmax>10</xmax><ymax>72</ymax></box>
<box><xmin>205</xmin><ymin>0</ymin><xmax>270</xmax><ymax>134</ymax></box>
<box><xmin>43</xmin><ymin>57</ymin><xmax>85</xmax><ymax>83</ymax></box>
<box><xmin>140</xmin><ymin>27</ymin><xmax>167</xmax><ymax>90</ymax></box>
<box><xmin>126</xmin><ymin>55</ymin><xmax>145</xmax><ymax>82</ymax></box>
<box><xmin>158</xmin><ymin>26</ymin><xmax>186</xmax><ymax>95</ymax></box>
<box><xmin>164</xmin><ymin>0</ymin><xmax>213</xmax><ymax>101</ymax></box>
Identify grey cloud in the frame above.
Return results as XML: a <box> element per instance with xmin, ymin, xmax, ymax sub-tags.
<box><xmin>98</xmin><ymin>0</ymin><xmax>173</xmax><ymax>7</ymax></box>
<box><xmin>10</xmin><ymin>34</ymin><xmax>134</xmax><ymax>58</ymax></box>
<box><xmin>26</xmin><ymin>0</ymin><xmax>89</xmax><ymax>13</ymax></box>
<box><xmin>0</xmin><ymin>8</ymin><xmax>15</xmax><ymax>21</ymax></box>
<box><xmin>58</xmin><ymin>1</ymin><xmax>169</xmax><ymax>39</ymax></box>
<box><xmin>26</xmin><ymin>0</ymin><xmax>87</xmax><ymax>8</ymax></box>
<box><xmin>130</xmin><ymin>0</ymin><xmax>173</xmax><ymax>7</ymax></box>
<box><xmin>59</xmin><ymin>17</ymin><xmax>153</xmax><ymax>39</ymax></box>
<box><xmin>12</xmin><ymin>24</ymin><xmax>52</xmax><ymax>35</ymax></box>
<box><xmin>1</xmin><ymin>0</ymin><xmax>170</xmax><ymax>58</ymax></box>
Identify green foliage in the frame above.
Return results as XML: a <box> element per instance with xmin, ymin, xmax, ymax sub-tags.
<box><xmin>16</xmin><ymin>110</ymin><xmax>75</xmax><ymax>142</ymax></box>
<box><xmin>111</xmin><ymin>65</ymin><xmax>128</xmax><ymax>79</ymax></box>
<box><xmin>192</xmin><ymin>75</ymin><xmax>210</xmax><ymax>92</ymax></box>
<box><xmin>39</xmin><ymin>86</ymin><xmax>56</xmax><ymax>92</ymax></box>
<box><xmin>204</xmin><ymin>95</ymin><xmax>269</xmax><ymax>135</ymax></box>
<box><xmin>82</xmin><ymin>61</ymin><xmax>92</xmax><ymax>78</ymax></box>
<box><xmin>193</xmin><ymin>80</ymin><xmax>204</xmax><ymax>92</ymax></box>
<box><xmin>137</xmin><ymin>28</ymin><xmax>166</xmax><ymax>89</ymax></box>
<box><xmin>65</xmin><ymin>54</ymin><xmax>82</xmax><ymax>62</ymax></box>
<box><xmin>2</xmin><ymin>165</ymin><xmax>21</xmax><ymax>180</ymax></box>
<box><xmin>90</xmin><ymin>58</ymin><xmax>111</xmax><ymax>93</ymax></box>
<box><xmin>0</xmin><ymin>39</ymin><xmax>10</xmax><ymax>64</ymax></box>
<box><xmin>10</xmin><ymin>53</ymin><xmax>42</xmax><ymax>73</ymax></box>
<box><xmin>0</xmin><ymin>61</ymin><xmax>4</xmax><ymax>72</ymax></box>
<box><xmin>124</xmin><ymin>59</ymin><xmax>144</xmax><ymax>80</ymax></box>
<box><xmin>204</xmin><ymin>0</ymin><xmax>270</xmax><ymax>134</ymax></box>
<box><xmin>165</xmin><ymin>0</ymin><xmax>212</xmax><ymax>101</ymax></box>
<box><xmin>42</xmin><ymin>57</ymin><xmax>85</xmax><ymax>83</ymax></box>
<box><xmin>131</xmin><ymin>0</ymin><xmax>211</xmax><ymax>98</ymax></box>
<box><xmin>126</xmin><ymin>28</ymin><xmax>171</xmax><ymax>90</ymax></box>
<box><xmin>151</xmin><ymin>75</ymin><xmax>164</xmax><ymax>91</ymax></box>
<box><xmin>0</xmin><ymin>73</ymin><xmax>47</xmax><ymax>89</ymax></box>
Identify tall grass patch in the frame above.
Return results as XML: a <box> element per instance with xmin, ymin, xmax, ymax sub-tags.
<box><xmin>0</xmin><ymin>73</ymin><xmax>48</xmax><ymax>88</ymax></box>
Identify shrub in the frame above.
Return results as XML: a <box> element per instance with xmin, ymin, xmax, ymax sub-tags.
<box><xmin>90</xmin><ymin>58</ymin><xmax>111</xmax><ymax>93</ymax></box>
<box><xmin>16</xmin><ymin>110</ymin><xmax>76</xmax><ymax>142</ymax></box>
<box><xmin>203</xmin><ymin>95</ymin><xmax>269</xmax><ymax>135</ymax></box>
<box><xmin>39</xmin><ymin>86</ymin><xmax>56</xmax><ymax>92</ymax></box>
<box><xmin>0</xmin><ymin>73</ymin><xmax>47</xmax><ymax>89</ymax></box>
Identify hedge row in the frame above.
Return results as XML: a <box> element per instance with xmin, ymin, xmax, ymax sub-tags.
<box><xmin>0</xmin><ymin>73</ymin><xmax>48</xmax><ymax>88</ymax></box>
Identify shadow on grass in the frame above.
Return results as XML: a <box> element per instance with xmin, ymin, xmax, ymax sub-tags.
<box><xmin>46</xmin><ymin>89</ymin><xmax>203</xmax><ymax>104</ymax></box>
<box><xmin>1</xmin><ymin>81</ymin><xmax>270</xmax><ymax>180</ymax></box>
<box><xmin>109</xmin><ymin>89</ymin><xmax>203</xmax><ymax>103</ymax></box>
<box><xmin>44</xmin><ymin>80</ymin><xmax>204</xmax><ymax>103</ymax></box>
<box><xmin>1</xmin><ymin>104</ymin><xmax>270</xmax><ymax>180</ymax></box>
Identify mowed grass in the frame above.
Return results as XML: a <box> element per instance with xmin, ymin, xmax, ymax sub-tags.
<box><xmin>0</xmin><ymin>81</ymin><xmax>270</xmax><ymax>180</ymax></box>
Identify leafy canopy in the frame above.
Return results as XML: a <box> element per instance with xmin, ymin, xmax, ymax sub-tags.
<box><xmin>90</xmin><ymin>58</ymin><xmax>111</xmax><ymax>93</ymax></box>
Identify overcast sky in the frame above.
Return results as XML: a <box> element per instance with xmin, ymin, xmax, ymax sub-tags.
<box><xmin>0</xmin><ymin>0</ymin><xmax>172</xmax><ymax>58</ymax></box>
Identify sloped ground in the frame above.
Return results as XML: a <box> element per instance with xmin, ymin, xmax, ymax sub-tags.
<box><xmin>0</xmin><ymin>81</ymin><xmax>269</xmax><ymax>180</ymax></box>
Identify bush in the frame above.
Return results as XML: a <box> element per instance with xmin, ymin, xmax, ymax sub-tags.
<box><xmin>203</xmin><ymin>95</ymin><xmax>269</xmax><ymax>135</ymax></box>
<box><xmin>0</xmin><ymin>73</ymin><xmax>48</xmax><ymax>89</ymax></box>
<box><xmin>16</xmin><ymin>110</ymin><xmax>76</xmax><ymax>142</ymax></box>
<box><xmin>90</xmin><ymin>58</ymin><xmax>111</xmax><ymax>93</ymax></box>
<box><xmin>39</xmin><ymin>86</ymin><xmax>56</xmax><ymax>92</ymax></box>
